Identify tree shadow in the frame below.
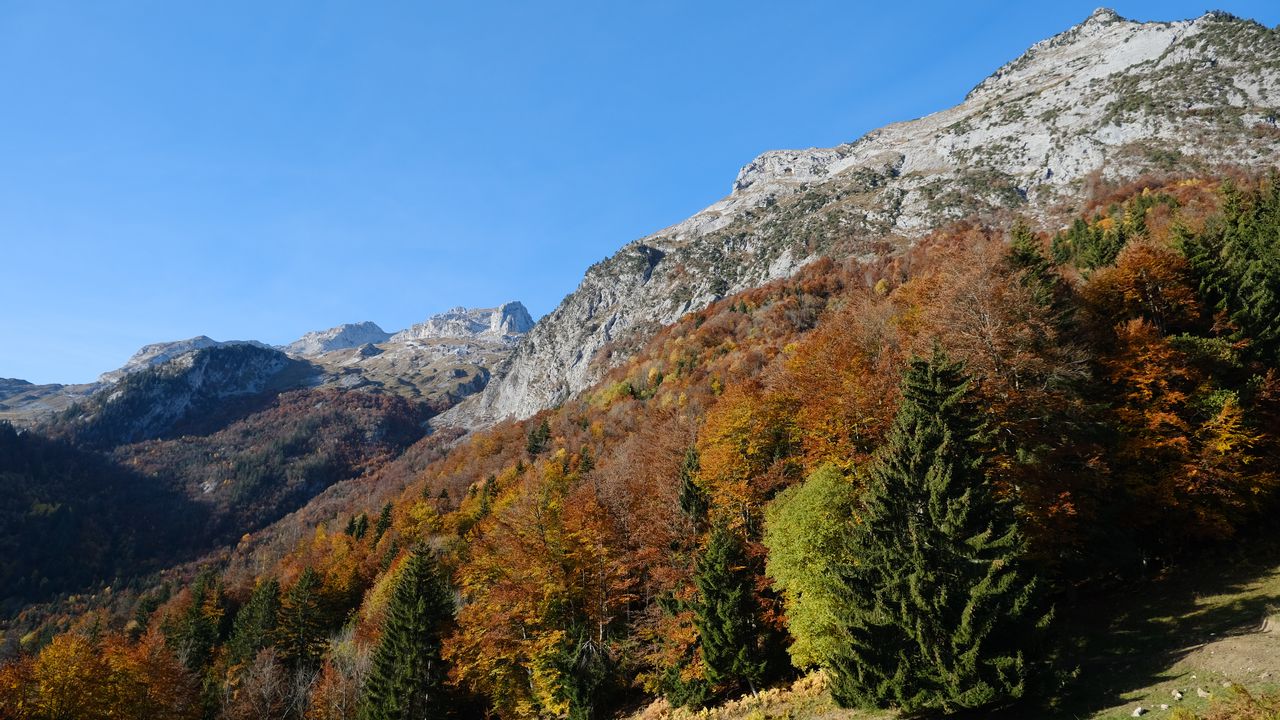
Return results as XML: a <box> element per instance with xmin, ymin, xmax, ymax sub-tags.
<box><xmin>991</xmin><ymin>541</ymin><xmax>1280</xmax><ymax>718</ymax></box>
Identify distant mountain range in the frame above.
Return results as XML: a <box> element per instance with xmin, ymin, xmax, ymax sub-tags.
<box><xmin>0</xmin><ymin>302</ymin><xmax>534</xmax><ymax>426</ymax></box>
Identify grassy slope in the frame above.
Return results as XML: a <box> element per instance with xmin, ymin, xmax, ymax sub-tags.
<box><xmin>624</xmin><ymin>544</ymin><xmax>1280</xmax><ymax>720</ymax></box>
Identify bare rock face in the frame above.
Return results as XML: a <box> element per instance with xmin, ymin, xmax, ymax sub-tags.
<box><xmin>445</xmin><ymin>9</ymin><xmax>1280</xmax><ymax>427</ymax></box>
<box><xmin>295</xmin><ymin>302</ymin><xmax>535</xmax><ymax>407</ymax></box>
<box><xmin>282</xmin><ymin>322</ymin><xmax>391</xmax><ymax>357</ymax></box>
<box><xmin>389</xmin><ymin>302</ymin><xmax>534</xmax><ymax>343</ymax></box>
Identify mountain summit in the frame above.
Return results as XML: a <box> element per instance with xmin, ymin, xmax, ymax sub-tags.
<box><xmin>442</xmin><ymin>9</ymin><xmax>1280</xmax><ymax>427</ymax></box>
<box><xmin>390</xmin><ymin>302</ymin><xmax>534</xmax><ymax>343</ymax></box>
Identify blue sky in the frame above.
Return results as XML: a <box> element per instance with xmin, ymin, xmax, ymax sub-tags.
<box><xmin>2</xmin><ymin>2</ymin><xmax>1277</xmax><ymax>384</ymax></box>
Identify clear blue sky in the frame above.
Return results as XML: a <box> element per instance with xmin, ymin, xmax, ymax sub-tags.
<box><xmin>2</xmin><ymin>2</ymin><xmax>1277</xmax><ymax>384</ymax></box>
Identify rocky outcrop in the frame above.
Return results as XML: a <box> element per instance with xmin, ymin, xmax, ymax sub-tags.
<box><xmin>306</xmin><ymin>303</ymin><xmax>534</xmax><ymax>407</ymax></box>
<box><xmin>389</xmin><ymin>302</ymin><xmax>533</xmax><ymax>343</ymax></box>
<box><xmin>444</xmin><ymin>9</ymin><xmax>1280</xmax><ymax>426</ymax></box>
<box><xmin>283</xmin><ymin>322</ymin><xmax>391</xmax><ymax>357</ymax></box>
<box><xmin>98</xmin><ymin>336</ymin><xmax>270</xmax><ymax>384</ymax></box>
<box><xmin>54</xmin><ymin>344</ymin><xmax>305</xmax><ymax>448</ymax></box>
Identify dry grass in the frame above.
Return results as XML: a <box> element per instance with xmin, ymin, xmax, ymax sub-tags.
<box><xmin>623</xmin><ymin>672</ymin><xmax>891</xmax><ymax>720</ymax></box>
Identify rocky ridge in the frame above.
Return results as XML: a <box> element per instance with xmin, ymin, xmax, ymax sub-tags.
<box><xmin>282</xmin><ymin>322</ymin><xmax>391</xmax><ymax>357</ymax></box>
<box><xmin>2</xmin><ymin>304</ymin><xmax>535</xmax><ymax>426</ymax></box>
<box><xmin>442</xmin><ymin>8</ymin><xmax>1280</xmax><ymax>427</ymax></box>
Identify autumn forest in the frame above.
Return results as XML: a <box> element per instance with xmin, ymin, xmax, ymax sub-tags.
<box><xmin>5</xmin><ymin>173</ymin><xmax>1280</xmax><ymax>719</ymax></box>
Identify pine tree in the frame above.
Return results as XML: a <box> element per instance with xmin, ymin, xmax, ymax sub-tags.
<box><xmin>226</xmin><ymin>579</ymin><xmax>280</xmax><ymax>668</ymax></box>
<box><xmin>358</xmin><ymin>547</ymin><xmax>454</xmax><ymax>720</ymax></box>
<box><xmin>275</xmin><ymin>567</ymin><xmax>328</xmax><ymax>668</ymax></box>
<box><xmin>693</xmin><ymin>524</ymin><xmax>766</xmax><ymax>695</ymax></box>
<box><xmin>828</xmin><ymin>349</ymin><xmax>1046</xmax><ymax>715</ymax></box>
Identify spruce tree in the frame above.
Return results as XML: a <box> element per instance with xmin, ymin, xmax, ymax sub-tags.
<box><xmin>829</xmin><ymin>349</ymin><xmax>1045</xmax><ymax>715</ymax></box>
<box><xmin>275</xmin><ymin>567</ymin><xmax>328</xmax><ymax>668</ymax></box>
<box><xmin>373</xmin><ymin>502</ymin><xmax>393</xmax><ymax>544</ymax></box>
<box><xmin>677</xmin><ymin>447</ymin><xmax>709</xmax><ymax>527</ymax></box>
<box><xmin>693</xmin><ymin>524</ymin><xmax>766</xmax><ymax>695</ymax></box>
<box><xmin>526</xmin><ymin>418</ymin><xmax>552</xmax><ymax>456</ymax></box>
<box><xmin>1183</xmin><ymin>179</ymin><xmax>1280</xmax><ymax>362</ymax></box>
<box><xmin>359</xmin><ymin>547</ymin><xmax>455</xmax><ymax>720</ymax></box>
<box><xmin>226</xmin><ymin>578</ymin><xmax>280</xmax><ymax>667</ymax></box>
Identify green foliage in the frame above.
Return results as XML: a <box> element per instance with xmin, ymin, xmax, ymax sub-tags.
<box><xmin>1051</xmin><ymin>192</ymin><xmax>1177</xmax><ymax>270</ymax></box>
<box><xmin>226</xmin><ymin>578</ymin><xmax>280</xmax><ymax>668</ymax></box>
<box><xmin>828</xmin><ymin>350</ymin><xmax>1046</xmax><ymax>715</ymax></box>
<box><xmin>163</xmin><ymin>569</ymin><xmax>227</xmax><ymax>672</ymax></box>
<box><xmin>345</xmin><ymin>513</ymin><xmax>370</xmax><ymax>540</ymax></box>
<box><xmin>275</xmin><ymin>567</ymin><xmax>328</xmax><ymax>668</ymax></box>
<box><xmin>373</xmin><ymin>502</ymin><xmax>394</xmax><ymax>544</ymax></box>
<box><xmin>657</xmin><ymin>665</ymin><xmax>711</xmax><ymax>710</ymax></box>
<box><xmin>526</xmin><ymin>418</ymin><xmax>552</xmax><ymax>456</ymax></box>
<box><xmin>693</xmin><ymin>525</ymin><xmax>767</xmax><ymax>695</ymax></box>
<box><xmin>359</xmin><ymin>547</ymin><xmax>455</xmax><ymax>720</ymax></box>
<box><xmin>677</xmin><ymin>447</ymin><xmax>709</xmax><ymax>526</ymax></box>
<box><xmin>763</xmin><ymin>465</ymin><xmax>858</xmax><ymax>669</ymax></box>
<box><xmin>1182</xmin><ymin>179</ymin><xmax>1280</xmax><ymax>362</ymax></box>
<box><xmin>1007</xmin><ymin>224</ymin><xmax>1071</xmax><ymax>317</ymax></box>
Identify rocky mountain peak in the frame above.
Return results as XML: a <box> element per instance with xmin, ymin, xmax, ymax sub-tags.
<box><xmin>1086</xmin><ymin>7</ymin><xmax>1122</xmax><ymax>25</ymax></box>
<box><xmin>440</xmin><ymin>9</ymin><xmax>1280</xmax><ymax>428</ymax></box>
<box><xmin>390</xmin><ymin>302</ymin><xmax>534</xmax><ymax>343</ymax></box>
<box><xmin>283</xmin><ymin>321</ymin><xmax>391</xmax><ymax>357</ymax></box>
<box><xmin>99</xmin><ymin>336</ymin><xmax>230</xmax><ymax>384</ymax></box>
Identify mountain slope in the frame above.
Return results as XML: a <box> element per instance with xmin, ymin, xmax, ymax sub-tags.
<box><xmin>447</xmin><ymin>9</ymin><xmax>1280</xmax><ymax>426</ymax></box>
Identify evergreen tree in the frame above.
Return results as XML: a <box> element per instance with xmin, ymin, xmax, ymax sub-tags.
<box><xmin>163</xmin><ymin>569</ymin><xmax>225</xmax><ymax>672</ymax></box>
<box><xmin>275</xmin><ymin>567</ymin><xmax>328</xmax><ymax>668</ymax></box>
<box><xmin>1183</xmin><ymin>179</ymin><xmax>1280</xmax><ymax>362</ymax></box>
<box><xmin>526</xmin><ymin>418</ymin><xmax>552</xmax><ymax>456</ymax></box>
<box><xmin>677</xmin><ymin>447</ymin><xmax>709</xmax><ymax>527</ymax></box>
<box><xmin>692</xmin><ymin>524</ymin><xmax>766</xmax><ymax>695</ymax></box>
<box><xmin>828</xmin><ymin>349</ymin><xmax>1046</xmax><ymax>715</ymax></box>
<box><xmin>226</xmin><ymin>578</ymin><xmax>280</xmax><ymax>667</ymax></box>
<box><xmin>373</xmin><ymin>502</ymin><xmax>393</xmax><ymax>544</ymax></box>
<box><xmin>1007</xmin><ymin>223</ymin><xmax>1070</xmax><ymax>315</ymax></box>
<box><xmin>358</xmin><ymin>547</ymin><xmax>455</xmax><ymax>720</ymax></box>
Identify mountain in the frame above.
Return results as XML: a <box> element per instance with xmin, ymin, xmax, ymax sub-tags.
<box><xmin>444</xmin><ymin>8</ymin><xmax>1280</xmax><ymax>427</ymax></box>
<box><xmin>389</xmin><ymin>302</ymin><xmax>534</xmax><ymax>342</ymax></box>
<box><xmin>2</xmin><ymin>303</ymin><xmax>534</xmax><ymax>427</ymax></box>
<box><xmin>48</xmin><ymin>343</ymin><xmax>309</xmax><ymax>449</ymax></box>
<box><xmin>297</xmin><ymin>302</ymin><xmax>535</xmax><ymax>407</ymax></box>
<box><xmin>282</xmin><ymin>321</ymin><xmax>392</xmax><ymax>357</ymax></box>
<box><xmin>97</xmin><ymin>336</ymin><xmax>271</xmax><ymax>383</ymax></box>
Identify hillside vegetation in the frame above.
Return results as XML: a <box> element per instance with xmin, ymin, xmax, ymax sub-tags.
<box><xmin>5</xmin><ymin>173</ymin><xmax>1280</xmax><ymax>719</ymax></box>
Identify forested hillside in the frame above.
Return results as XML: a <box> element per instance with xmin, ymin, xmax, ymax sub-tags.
<box><xmin>5</xmin><ymin>173</ymin><xmax>1280</xmax><ymax>718</ymax></box>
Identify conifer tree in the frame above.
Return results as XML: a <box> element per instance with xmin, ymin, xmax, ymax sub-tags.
<box><xmin>526</xmin><ymin>418</ymin><xmax>552</xmax><ymax>456</ymax></box>
<box><xmin>373</xmin><ymin>502</ymin><xmax>393</xmax><ymax>544</ymax></box>
<box><xmin>163</xmin><ymin>569</ymin><xmax>226</xmax><ymax>672</ymax></box>
<box><xmin>358</xmin><ymin>547</ymin><xmax>454</xmax><ymax>720</ymax></box>
<box><xmin>693</xmin><ymin>524</ymin><xmax>766</xmax><ymax>695</ymax></box>
<box><xmin>226</xmin><ymin>579</ymin><xmax>280</xmax><ymax>668</ymax></box>
<box><xmin>1183</xmin><ymin>179</ymin><xmax>1280</xmax><ymax>361</ymax></box>
<box><xmin>275</xmin><ymin>567</ymin><xmax>328</xmax><ymax>669</ymax></box>
<box><xmin>677</xmin><ymin>447</ymin><xmax>709</xmax><ymax>527</ymax></box>
<box><xmin>829</xmin><ymin>349</ymin><xmax>1046</xmax><ymax>715</ymax></box>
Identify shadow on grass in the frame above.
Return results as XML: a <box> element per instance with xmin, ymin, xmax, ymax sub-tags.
<box><xmin>988</xmin><ymin>540</ymin><xmax>1280</xmax><ymax>719</ymax></box>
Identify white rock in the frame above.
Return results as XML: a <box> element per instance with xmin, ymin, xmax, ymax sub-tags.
<box><xmin>442</xmin><ymin>9</ymin><xmax>1280</xmax><ymax>429</ymax></box>
<box><xmin>283</xmin><ymin>322</ymin><xmax>391</xmax><ymax>357</ymax></box>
